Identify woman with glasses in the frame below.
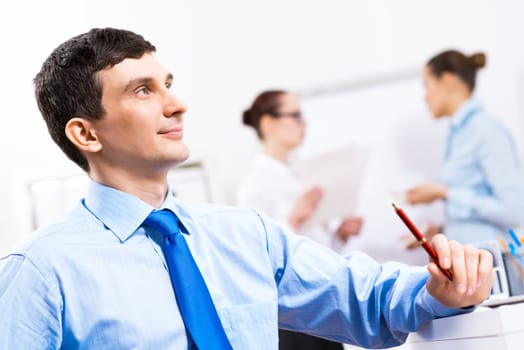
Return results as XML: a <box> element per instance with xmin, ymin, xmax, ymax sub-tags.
<box><xmin>237</xmin><ymin>90</ymin><xmax>363</xmax><ymax>350</ymax></box>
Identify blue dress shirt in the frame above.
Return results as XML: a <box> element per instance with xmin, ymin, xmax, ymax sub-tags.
<box><xmin>438</xmin><ymin>98</ymin><xmax>524</xmax><ymax>243</ymax></box>
<box><xmin>0</xmin><ymin>180</ymin><xmax>467</xmax><ymax>349</ymax></box>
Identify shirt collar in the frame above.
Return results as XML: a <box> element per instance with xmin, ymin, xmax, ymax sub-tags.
<box><xmin>450</xmin><ymin>98</ymin><xmax>482</xmax><ymax>130</ymax></box>
<box><xmin>83</xmin><ymin>179</ymin><xmax>191</xmax><ymax>242</ymax></box>
<box><xmin>257</xmin><ymin>153</ymin><xmax>293</xmax><ymax>175</ymax></box>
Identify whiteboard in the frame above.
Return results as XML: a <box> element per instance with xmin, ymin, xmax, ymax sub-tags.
<box><xmin>298</xmin><ymin>76</ymin><xmax>449</xmax><ymax>264</ymax></box>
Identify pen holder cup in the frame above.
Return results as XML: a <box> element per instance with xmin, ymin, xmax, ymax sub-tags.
<box><xmin>502</xmin><ymin>252</ymin><xmax>524</xmax><ymax>296</ymax></box>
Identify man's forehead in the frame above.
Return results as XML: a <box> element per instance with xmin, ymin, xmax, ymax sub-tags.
<box><xmin>97</xmin><ymin>54</ymin><xmax>171</xmax><ymax>86</ymax></box>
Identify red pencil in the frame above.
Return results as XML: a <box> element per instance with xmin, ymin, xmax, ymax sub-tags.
<box><xmin>392</xmin><ymin>203</ymin><xmax>453</xmax><ymax>281</ymax></box>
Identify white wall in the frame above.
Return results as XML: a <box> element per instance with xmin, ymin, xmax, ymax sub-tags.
<box><xmin>1</xmin><ymin>0</ymin><xmax>524</xmax><ymax>257</ymax></box>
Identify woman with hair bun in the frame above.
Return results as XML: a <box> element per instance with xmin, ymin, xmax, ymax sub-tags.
<box><xmin>405</xmin><ymin>50</ymin><xmax>524</xmax><ymax>246</ymax></box>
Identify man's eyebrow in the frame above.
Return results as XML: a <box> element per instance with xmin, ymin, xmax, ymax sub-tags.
<box><xmin>123</xmin><ymin>73</ymin><xmax>174</xmax><ymax>93</ymax></box>
<box><xmin>123</xmin><ymin>77</ymin><xmax>154</xmax><ymax>93</ymax></box>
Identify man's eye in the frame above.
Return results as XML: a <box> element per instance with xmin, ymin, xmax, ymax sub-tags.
<box><xmin>165</xmin><ymin>82</ymin><xmax>172</xmax><ymax>90</ymax></box>
<box><xmin>136</xmin><ymin>86</ymin><xmax>150</xmax><ymax>95</ymax></box>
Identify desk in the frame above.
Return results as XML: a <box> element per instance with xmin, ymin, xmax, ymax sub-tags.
<box><xmin>392</xmin><ymin>301</ymin><xmax>524</xmax><ymax>350</ymax></box>
<box><xmin>343</xmin><ymin>302</ymin><xmax>524</xmax><ymax>350</ymax></box>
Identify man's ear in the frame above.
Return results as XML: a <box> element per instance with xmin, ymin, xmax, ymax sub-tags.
<box><xmin>65</xmin><ymin>117</ymin><xmax>102</xmax><ymax>153</ymax></box>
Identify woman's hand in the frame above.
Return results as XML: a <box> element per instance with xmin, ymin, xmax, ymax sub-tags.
<box><xmin>336</xmin><ymin>216</ymin><xmax>364</xmax><ymax>242</ymax></box>
<box><xmin>406</xmin><ymin>182</ymin><xmax>448</xmax><ymax>205</ymax></box>
<box><xmin>288</xmin><ymin>186</ymin><xmax>323</xmax><ymax>230</ymax></box>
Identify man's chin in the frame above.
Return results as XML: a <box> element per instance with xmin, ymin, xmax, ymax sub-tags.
<box><xmin>175</xmin><ymin>155</ymin><xmax>190</xmax><ymax>166</ymax></box>
<box><xmin>170</xmin><ymin>149</ymin><xmax>191</xmax><ymax>167</ymax></box>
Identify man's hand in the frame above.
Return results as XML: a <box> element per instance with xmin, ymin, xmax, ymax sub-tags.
<box><xmin>425</xmin><ymin>234</ymin><xmax>493</xmax><ymax>308</ymax></box>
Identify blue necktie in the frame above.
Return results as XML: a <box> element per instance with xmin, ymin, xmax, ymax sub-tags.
<box><xmin>143</xmin><ymin>209</ymin><xmax>232</xmax><ymax>349</ymax></box>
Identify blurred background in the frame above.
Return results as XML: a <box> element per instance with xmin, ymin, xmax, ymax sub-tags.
<box><xmin>1</xmin><ymin>0</ymin><xmax>523</xmax><ymax>262</ymax></box>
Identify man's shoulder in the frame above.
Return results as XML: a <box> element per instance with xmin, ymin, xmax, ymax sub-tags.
<box><xmin>6</xmin><ymin>202</ymin><xmax>100</xmax><ymax>258</ymax></box>
<box><xmin>177</xmin><ymin>201</ymin><xmax>284</xmax><ymax>237</ymax></box>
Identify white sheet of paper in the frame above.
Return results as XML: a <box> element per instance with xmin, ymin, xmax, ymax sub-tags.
<box><xmin>294</xmin><ymin>144</ymin><xmax>368</xmax><ymax>226</ymax></box>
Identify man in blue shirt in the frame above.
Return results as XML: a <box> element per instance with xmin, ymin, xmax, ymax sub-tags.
<box><xmin>0</xmin><ymin>28</ymin><xmax>493</xmax><ymax>349</ymax></box>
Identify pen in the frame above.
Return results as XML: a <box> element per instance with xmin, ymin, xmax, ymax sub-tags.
<box><xmin>392</xmin><ymin>202</ymin><xmax>453</xmax><ymax>281</ymax></box>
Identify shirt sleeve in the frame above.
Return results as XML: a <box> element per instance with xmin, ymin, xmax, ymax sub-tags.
<box><xmin>0</xmin><ymin>254</ymin><xmax>62</xmax><ymax>349</ymax></box>
<box><xmin>261</xmin><ymin>213</ymin><xmax>469</xmax><ymax>348</ymax></box>
<box><xmin>446</xmin><ymin>125</ymin><xmax>524</xmax><ymax>229</ymax></box>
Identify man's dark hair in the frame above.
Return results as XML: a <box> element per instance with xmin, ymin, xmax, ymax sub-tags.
<box><xmin>34</xmin><ymin>28</ymin><xmax>156</xmax><ymax>171</ymax></box>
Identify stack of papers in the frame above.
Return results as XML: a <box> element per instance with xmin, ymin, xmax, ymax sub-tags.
<box><xmin>294</xmin><ymin>144</ymin><xmax>368</xmax><ymax>225</ymax></box>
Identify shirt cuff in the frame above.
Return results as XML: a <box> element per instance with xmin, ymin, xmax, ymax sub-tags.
<box><xmin>421</xmin><ymin>287</ymin><xmax>475</xmax><ymax>318</ymax></box>
<box><xmin>446</xmin><ymin>187</ymin><xmax>476</xmax><ymax>220</ymax></box>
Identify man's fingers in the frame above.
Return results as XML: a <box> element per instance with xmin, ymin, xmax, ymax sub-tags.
<box><xmin>449</xmin><ymin>240</ymin><xmax>467</xmax><ymax>294</ymax></box>
<box><xmin>478</xmin><ymin>249</ymin><xmax>494</xmax><ymax>288</ymax></box>
<box><xmin>431</xmin><ymin>234</ymin><xmax>451</xmax><ymax>269</ymax></box>
<box><xmin>426</xmin><ymin>242</ymin><xmax>495</xmax><ymax>308</ymax></box>
<box><xmin>463</xmin><ymin>244</ymin><xmax>479</xmax><ymax>295</ymax></box>
<box><xmin>427</xmin><ymin>261</ymin><xmax>448</xmax><ymax>281</ymax></box>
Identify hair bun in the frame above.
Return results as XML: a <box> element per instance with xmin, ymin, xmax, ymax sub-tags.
<box><xmin>242</xmin><ymin>109</ymin><xmax>253</xmax><ymax>126</ymax></box>
<box><xmin>469</xmin><ymin>52</ymin><xmax>486</xmax><ymax>69</ymax></box>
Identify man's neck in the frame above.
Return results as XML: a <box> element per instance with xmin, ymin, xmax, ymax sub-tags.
<box><xmin>89</xmin><ymin>166</ymin><xmax>170</xmax><ymax>208</ymax></box>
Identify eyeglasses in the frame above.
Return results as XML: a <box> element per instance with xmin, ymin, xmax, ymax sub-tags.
<box><xmin>272</xmin><ymin>111</ymin><xmax>303</xmax><ymax>119</ymax></box>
